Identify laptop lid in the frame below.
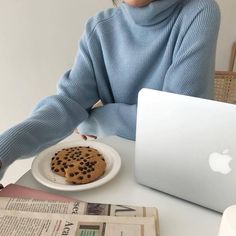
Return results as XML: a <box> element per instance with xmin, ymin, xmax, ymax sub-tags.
<box><xmin>135</xmin><ymin>88</ymin><xmax>236</xmax><ymax>212</ymax></box>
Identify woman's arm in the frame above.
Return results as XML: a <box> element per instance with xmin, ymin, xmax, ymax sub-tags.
<box><xmin>0</xmin><ymin>26</ymin><xmax>99</xmax><ymax>172</ymax></box>
<box><xmin>79</xmin><ymin>103</ymin><xmax>137</xmax><ymax>140</ymax></box>
<box><xmin>163</xmin><ymin>0</ymin><xmax>220</xmax><ymax>98</ymax></box>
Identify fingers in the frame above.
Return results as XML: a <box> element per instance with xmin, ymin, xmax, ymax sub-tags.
<box><xmin>74</xmin><ymin>129</ymin><xmax>97</xmax><ymax>140</ymax></box>
<box><xmin>81</xmin><ymin>134</ymin><xmax>87</xmax><ymax>140</ymax></box>
<box><xmin>85</xmin><ymin>135</ymin><xmax>97</xmax><ymax>139</ymax></box>
<box><xmin>81</xmin><ymin>134</ymin><xmax>97</xmax><ymax>140</ymax></box>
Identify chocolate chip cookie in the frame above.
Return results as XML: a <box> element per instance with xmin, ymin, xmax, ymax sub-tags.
<box><xmin>65</xmin><ymin>155</ymin><xmax>106</xmax><ymax>184</ymax></box>
<box><xmin>50</xmin><ymin>146</ymin><xmax>106</xmax><ymax>184</ymax></box>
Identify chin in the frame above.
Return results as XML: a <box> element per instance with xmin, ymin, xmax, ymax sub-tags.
<box><xmin>125</xmin><ymin>0</ymin><xmax>152</xmax><ymax>7</ymax></box>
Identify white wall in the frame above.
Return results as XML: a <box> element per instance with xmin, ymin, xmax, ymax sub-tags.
<box><xmin>0</xmin><ymin>0</ymin><xmax>112</xmax><ymax>131</ymax></box>
<box><xmin>0</xmin><ymin>0</ymin><xmax>235</xmax><ymax>132</ymax></box>
<box><xmin>215</xmin><ymin>0</ymin><xmax>236</xmax><ymax>71</ymax></box>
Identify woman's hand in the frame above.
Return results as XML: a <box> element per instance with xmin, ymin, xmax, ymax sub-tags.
<box><xmin>74</xmin><ymin>129</ymin><xmax>97</xmax><ymax>141</ymax></box>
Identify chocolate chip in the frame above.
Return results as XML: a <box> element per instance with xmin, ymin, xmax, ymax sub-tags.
<box><xmin>69</xmin><ymin>164</ymin><xmax>74</xmax><ymax>167</ymax></box>
<box><xmin>78</xmin><ymin>167</ymin><xmax>83</xmax><ymax>171</ymax></box>
<box><xmin>70</xmin><ymin>173</ymin><xmax>74</xmax><ymax>177</ymax></box>
<box><xmin>52</xmin><ymin>157</ymin><xmax>55</xmax><ymax>160</ymax></box>
<box><xmin>75</xmin><ymin>172</ymin><xmax>79</xmax><ymax>175</ymax></box>
<box><xmin>87</xmin><ymin>174</ymin><xmax>91</xmax><ymax>178</ymax></box>
<box><xmin>61</xmin><ymin>168</ymin><xmax>64</xmax><ymax>172</ymax></box>
<box><xmin>79</xmin><ymin>176</ymin><xmax>83</xmax><ymax>180</ymax></box>
<box><xmin>72</xmin><ymin>181</ymin><xmax>77</xmax><ymax>184</ymax></box>
<box><xmin>82</xmin><ymin>171</ymin><xmax>87</xmax><ymax>174</ymax></box>
<box><xmin>55</xmin><ymin>169</ymin><xmax>59</xmax><ymax>172</ymax></box>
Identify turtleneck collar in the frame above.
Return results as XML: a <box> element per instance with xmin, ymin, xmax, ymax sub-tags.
<box><xmin>121</xmin><ymin>0</ymin><xmax>180</xmax><ymax>26</ymax></box>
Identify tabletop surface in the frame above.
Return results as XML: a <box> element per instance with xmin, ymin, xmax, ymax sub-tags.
<box><xmin>16</xmin><ymin>136</ymin><xmax>222</xmax><ymax>236</ymax></box>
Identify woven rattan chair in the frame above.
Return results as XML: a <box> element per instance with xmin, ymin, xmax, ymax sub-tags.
<box><xmin>214</xmin><ymin>42</ymin><xmax>236</xmax><ymax>104</ymax></box>
<box><xmin>215</xmin><ymin>71</ymin><xmax>236</xmax><ymax>104</ymax></box>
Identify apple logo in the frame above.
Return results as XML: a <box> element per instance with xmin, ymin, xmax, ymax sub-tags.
<box><xmin>209</xmin><ymin>149</ymin><xmax>233</xmax><ymax>174</ymax></box>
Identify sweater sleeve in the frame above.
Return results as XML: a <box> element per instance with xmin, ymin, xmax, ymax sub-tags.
<box><xmin>162</xmin><ymin>1</ymin><xmax>220</xmax><ymax>98</ymax></box>
<box><xmin>78</xmin><ymin>103</ymin><xmax>137</xmax><ymax>140</ymax></box>
<box><xmin>0</xmin><ymin>27</ymin><xmax>99</xmax><ymax>172</ymax></box>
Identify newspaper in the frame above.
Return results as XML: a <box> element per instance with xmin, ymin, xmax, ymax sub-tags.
<box><xmin>0</xmin><ymin>197</ymin><xmax>159</xmax><ymax>236</ymax></box>
<box><xmin>0</xmin><ymin>210</ymin><xmax>157</xmax><ymax>236</ymax></box>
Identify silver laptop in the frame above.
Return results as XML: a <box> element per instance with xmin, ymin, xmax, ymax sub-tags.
<box><xmin>135</xmin><ymin>88</ymin><xmax>236</xmax><ymax>212</ymax></box>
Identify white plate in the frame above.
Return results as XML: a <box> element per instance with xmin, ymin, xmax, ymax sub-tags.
<box><xmin>31</xmin><ymin>140</ymin><xmax>121</xmax><ymax>191</ymax></box>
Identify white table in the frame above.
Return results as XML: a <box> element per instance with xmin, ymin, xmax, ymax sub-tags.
<box><xmin>16</xmin><ymin>136</ymin><xmax>222</xmax><ymax>236</ymax></box>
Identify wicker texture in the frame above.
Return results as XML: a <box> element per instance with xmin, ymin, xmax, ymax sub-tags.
<box><xmin>215</xmin><ymin>71</ymin><xmax>236</xmax><ymax>103</ymax></box>
<box><xmin>215</xmin><ymin>42</ymin><xmax>236</xmax><ymax>104</ymax></box>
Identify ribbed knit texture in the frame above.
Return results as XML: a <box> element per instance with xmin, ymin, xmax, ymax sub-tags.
<box><xmin>0</xmin><ymin>0</ymin><xmax>220</xmax><ymax>173</ymax></box>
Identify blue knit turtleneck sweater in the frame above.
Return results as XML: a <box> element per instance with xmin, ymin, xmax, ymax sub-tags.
<box><xmin>0</xmin><ymin>0</ymin><xmax>220</xmax><ymax>172</ymax></box>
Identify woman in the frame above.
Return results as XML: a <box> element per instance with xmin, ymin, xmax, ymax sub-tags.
<box><xmin>0</xmin><ymin>0</ymin><xmax>220</xmax><ymax>176</ymax></box>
